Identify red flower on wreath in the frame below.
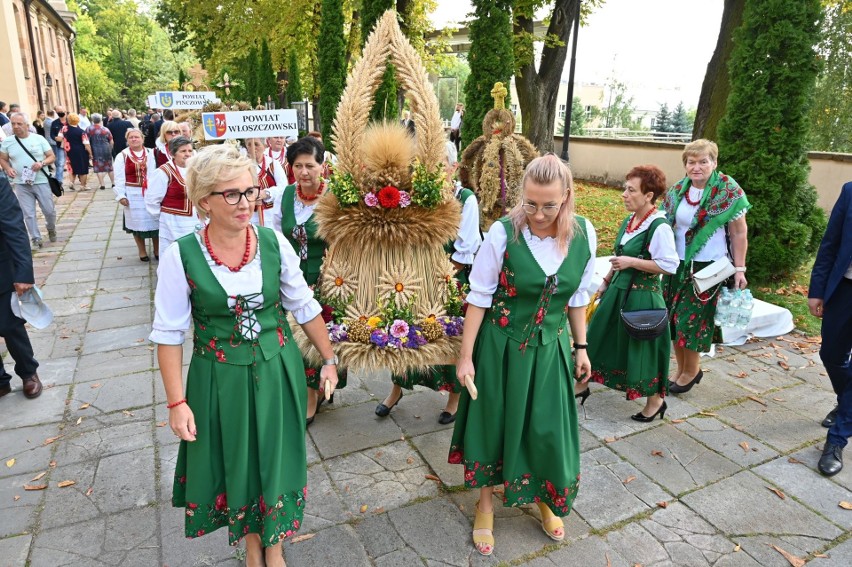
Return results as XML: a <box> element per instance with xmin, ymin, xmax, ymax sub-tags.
<box><xmin>377</xmin><ymin>185</ymin><xmax>401</xmax><ymax>208</ymax></box>
<box><xmin>321</xmin><ymin>304</ymin><xmax>335</xmax><ymax>323</ymax></box>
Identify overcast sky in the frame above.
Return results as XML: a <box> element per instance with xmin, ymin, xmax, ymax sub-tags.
<box><xmin>430</xmin><ymin>0</ymin><xmax>725</xmax><ymax>109</ymax></box>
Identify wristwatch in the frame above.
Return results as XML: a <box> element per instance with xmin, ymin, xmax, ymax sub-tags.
<box><xmin>734</xmin><ymin>266</ymin><xmax>747</xmax><ymax>273</ymax></box>
<box><xmin>322</xmin><ymin>355</ymin><xmax>339</xmax><ymax>366</ymax></box>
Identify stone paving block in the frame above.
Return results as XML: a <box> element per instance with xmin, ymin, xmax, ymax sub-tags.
<box><xmin>410</xmin><ymin>428</ymin><xmax>462</xmax><ymax>486</ymax></box>
<box><xmin>91</xmin><ymin>291</ymin><xmax>151</xmax><ymax>312</ymax></box>
<box><xmin>783</xmin><ymin>445</ymin><xmax>852</xmax><ymax>493</ymax></box>
<box><xmin>306</xmin><ymin>433</ymin><xmax>320</xmax><ymax>466</ymax></box>
<box><xmin>59</xmin><ymin>249</ymin><xmax>106</xmax><ymax>262</ymax></box>
<box><xmin>753</xmin><ymin>454</ymin><xmax>852</xmax><ymax>529</ymax></box>
<box><xmin>40</xmin><ymin>281</ymin><xmax>97</xmax><ymax>300</ymax></box>
<box><xmin>481</xmin><ymin>514</ymin><xmax>563</xmax><ymax>565</ymax></box>
<box><xmin>39</xmin><ymin>296</ymin><xmax>91</xmax><ymax>318</ymax></box>
<box><xmin>387</xmin><ymin>498</ymin><xmax>472</xmax><ymax>567</ymax></box>
<box><xmin>374</xmin><ymin>547</ymin><xmax>424</xmax><ymax>567</ymax></box>
<box><xmin>53</xmin><ymin>419</ymin><xmax>154</xmax><ymax>467</ymax></box>
<box><xmin>792</xmin><ymin>363</ymin><xmax>833</xmax><ymax>390</ymax></box>
<box><xmin>0</xmin><ymin>422</ymin><xmax>60</xmax><ymax>478</ymax></box>
<box><xmin>356</xmin><ymin>368</ymin><xmax>395</xmax><ymax>399</ymax></box>
<box><xmin>76</xmin><ymin>346</ymin><xmax>154</xmax><ymax>380</ymax></box>
<box><xmin>0</xmin><ymin>384</ymin><xmax>70</xmax><ymax>428</ymax></box>
<box><xmin>82</xmin><ymin>323</ymin><xmax>152</xmax><ymax>355</ymax></box>
<box><xmin>319</xmin><ymin>371</ymin><xmax>378</xmax><ymax>407</ymax></box>
<box><xmin>97</xmin><ymin>265</ymin><xmax>153</xmax><ymax>282</ymax></box>
<box><xmin>579</xmin><ymin>427</ymin><xmax>601</xmax><ymax>453</ymax></box>
<box><xmin>734</xmin><ymin>535</ymin><xmax>827</xmax><ymax>567</ymax></box>
<box><xmin>760</xmin><ymin>383</ymin><xmax>837</xmax><ymax>426</ymax></box>
<box><xmin>303</xmin><ymin>463</ymin><xmax>349</xmax><ymax>530</ymax></box>
<box><xmin>578</xmin><ymin>387</ymin><xmax>697</xmax><ymax>441</ymax></box>
<box><xmin>308</xmin><ymin>401</ymin><xmax>404</xmax><ymax>459</ymax></box>
<box><xmin>32</xmin><ymin>355</ymin><xmax>77</xmax><ymax>387</ymax></box>
<box><xmin>605</xmin><ymin>522</ymin><xmax>669</xmax><ymax>565</ymax></box>
<box><xmin>87</xmin><ymin>304</ymin><xmax>152</xmax><ymax>332</ymax></box>
<box><xmin>70</xmin><ymin>371</ymin><xmax>154</xmax><ymax>414</ymax></box>
<box><xmin>680</xmin><ymin>471</ymin><xmax>842</xmax><ymax>540</ymax></box>
<box><xmin>0</xmin><ymin>472</ymin><xmax>43</xmax><ymax>538</ymax></box>
<box><xmin>390</xmin><ymin>390</ymin><xmax>455</xmax><ymax>438</ymax></box>
<box><xmin>159</xmin><ymin>502</ymin><xmax>241</xmax><ymax>566</ymax></box>
<box><xmin>283</xmin><ymin>524</ymin><xmax>370</xmax><ymax>567</ymax></box>
<box><xmin>609</xmin><ymin>424</ymin><xmax>741</xmax><ymax>495</ymax></box>
<box><xmin>50</xmin><ymin>258</ymin><xmax>105</xmax><ymax>274</ymax></box>
<box><xmin>154</xmin><ymin>404</ymin><xmax>179</xmax><ymax>447</ymax></box>
<box><xmin>810</xmin><ymin>537</ymin><xmax>852</xmax><ymax>566</ymax></box>
<box><xmin>546</xmin><ymin>535</ymin><xmax>631</xmax><ymax>566</ymax></box>
<box><xmin>353</xmin><ymin>513</ymin><xmax>406</xmax><ymax>559</ymax></box>
<box><xmin>639</xmin><ymin>504</ymin><xmax>747</xmax><ymax>565</ymax></box>
<box><xmin>572</xmin><ymin>446</ymin><xmax>669</xmax><ymax>530</ymax></box>
<box><xmin>0</xmin><ymin>534</ymin><xmax>32</xmax><ymax>567</ymax></box>
<box><xmin>39</xmin><ymin>459</ymin><xmax>102</xmax><ymax>531</ymax></box>
<box><xmin>91</xmin><ymin>447</ymin><xmax>157</xmax><ymax>515</ymax></box>
<box><xmin>674</xmin><ymin>416</ymin><xmax>779</xmax><ymax>467</ymax></box>
<box><xmin>713</xmin><ymin>397</ymin><xmax>824</xmax><ymax>453</ymax></box>
<box><xmin>62</xmin><ymin>239</ymin><xmax>108</xmax><ymax>252</ymax></box>
<box><xmin>44</xmin><ymin>269</ymin><xmax>100</xmax><ymax>285</ymax></box>
<box><xmin>709</xmin><ymin>356</ymin><xmax>803</xmax><ymax>394</ymax></box>
<box><xmin>327</xmin><ymin>440</ymin><xmax>440</xmax><ymax>515</ymax></box>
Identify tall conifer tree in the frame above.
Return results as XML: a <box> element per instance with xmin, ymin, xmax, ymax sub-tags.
<box><xmin>318</xmin><ymin>0</ymin><xmax>347</xmax><ymax>147</ymax></box>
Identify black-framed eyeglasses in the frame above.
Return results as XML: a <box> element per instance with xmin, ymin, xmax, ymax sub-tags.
<box><xmin>210</xmin><ymin>186</ymin><xmax>262</xmax><ymax>205</ymax></box>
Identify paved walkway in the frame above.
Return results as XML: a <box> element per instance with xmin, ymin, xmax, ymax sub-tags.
<box><xmin>1</xmin><ymin>183</ymin><xmax>851</xmax><ymax>567</ymax></box>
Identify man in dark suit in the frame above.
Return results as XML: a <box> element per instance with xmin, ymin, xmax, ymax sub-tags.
<box><xmin>106</xmin><ymin>110</ymin><xmax>133</xmax><ymax>158</ymax></box>
<box><xmin>0</xmin><ymin>174</ymin><xmax>42</xmax><ymax>399</ymax></box>
<box><xmin>809</xmin><ymin>181</ymin><xmax>852</xmax><ymax>476</ymax></box>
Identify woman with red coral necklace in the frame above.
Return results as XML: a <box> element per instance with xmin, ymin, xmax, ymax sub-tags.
<box><xmin>150</xmin><ymin>144</ymin><xmax>338</xmax><ymax>567</ymax></box>
<box><xmin>273</xmin><ymin>136</ymin><xmax>347</xmax><ymax>425</ymax></box>
<box><xmin>661</xmin><ymin>140</ymin><xmax>750</xmax><ymax>395</ymax></box>
<box><xmin>586</xmin><ymin>165</ymin><xmax>679</xmax><ymax>420</ymax></box>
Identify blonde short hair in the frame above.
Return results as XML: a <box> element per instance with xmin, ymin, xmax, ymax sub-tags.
<box><xmin>157</xmin><ymin>120</ymin><xmax>179</xmax><ymax>146</ymax></box>
<box><xmin>67</xmin><ymin>113</ymin><xmax>80</xmax><ymax>126</ymax></box>
<box><xmin>682</xmin><ymin>138</ymin><xmax>718</xmax><ymax>165</ymax></box>
<box><xmin>186</xmin><ymin>145</ymin><xmax>256</xmax><ymax>220</ymax></box>
<box><xmin>508</xmin><ymin>154</ymin><xmax>578</xmax><ymax>256</ymax></box>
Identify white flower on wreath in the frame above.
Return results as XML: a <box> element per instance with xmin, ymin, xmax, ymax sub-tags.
<box><xmin>377</xmin><ymin>264</ymin><xmax>422</xmax><ymax>306</ymax></box>
<box><xmin>321</xmin><ymin>259</ymin><xmax>358</xmax><ymax>302</ymax></box>
<box><xmin>433</xmin><ymin>257</ymin><xmax>457</xmax><ymax>303</ymax></box>
<box><xmin>417</xmin><ymin>300</ymin><xmax>447</xmax><ymax>321</ymax></box>
<box><xmin>344</xmin><ymin>296</ymin><xmax>377</xmax><ymax>323</ymax></box>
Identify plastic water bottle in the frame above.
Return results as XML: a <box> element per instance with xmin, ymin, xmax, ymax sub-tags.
<box><xmin>735</xmin><ymin>289</ymin><xmax>754</xmax><ymax>330</ymax></box>
<box><xmin>726</xmin><ymin>290</ymin><xmax>742</xmax><ymax>328</ymax></box>
<box><xmin>715</xmin><ymin>288</ymin><xmax>731</xmax><ymax>327</ymax></box>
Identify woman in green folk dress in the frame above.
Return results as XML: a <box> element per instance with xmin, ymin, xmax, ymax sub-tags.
<box><xmin>449</xmin><ymin>154</ymin><xmax>597</xmax><ymax>556</ymax></box>
<box><xmin>151</xmin><ymin>145</ymin><xmax>338</xmax><ymax>567</ymax></box>
<box><xmin>662</xmin><ymin>139</ymin><xmax>750</xmax><ymax>394</ymax></box>
<box><xmin>272</xmin><ymin>136</ymin><xmax>347</xmax><ymax>425</ymax></box>
<box><xmin>586</xmin><ymin>165</ymin><xmax>679</xmax><ymax>420</ymax></box>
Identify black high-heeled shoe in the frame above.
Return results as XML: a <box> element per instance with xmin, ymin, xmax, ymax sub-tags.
<box><xmin>375</xmin><ymin>391</ymin><xmax>403</xmax><ymax>417</ymax></box>
<box><xmin>574</xmin><ymin>388</ymin><xmax>591</xmax><ymax>406</ymax></box>
<box><xmin>668</xmin><ymin>370</ymin><xmax>703</xmax><ymax>394</ymax></box>
<box><xmin>631</xmin><ymin>400</ymin><xmax>667</xmax><ymax>422</ymax></box>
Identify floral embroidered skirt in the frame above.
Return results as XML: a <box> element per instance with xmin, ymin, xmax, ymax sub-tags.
<box><xmin>587</xmin><ymin>283</ymin><xmax>670</xmax><ymax>399</ymax></box>
<box><xmin>392</xmin><ymin>365</ymin><xmax>462</xmax><ymax>392</ymax></box>
<box><xmin>448</xmin><ymin>324</ymin><xmax>580</xmax><ymax>516</ymax></box>
<box><xmin>172</xmin><ymin>346</ymin><xmax>307</xmax><ymax>547</ymax></box>
<box><xmin>663</xmin><ymin>260</ymin><xmax>721</xmax><ymax>353</ymax></box>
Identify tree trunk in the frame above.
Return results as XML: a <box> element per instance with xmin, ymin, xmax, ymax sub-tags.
<box><xmin>514</xmin><ymin>0</ymin><xmax>578</xmax><ymax>153</ymax></box>
<box><xmin>693</xmin><ymin>0</ymin><xmax>745</xmax><ymax>141</ymax></box>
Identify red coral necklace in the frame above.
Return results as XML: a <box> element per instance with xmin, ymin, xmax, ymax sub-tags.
<box><xmin>296</xmin><ymin>181</ymin><xmax>324</xmax><ymax>203</ymax></box>
<box><xmin>204</xmin><ymin>226</ymin><xmax>252</xmax><ymax>272</ymax></box>
<box><xmin>684</xmin><ymin>186</ymin><xmax>703</xmax><ymax>206</ymax></box>
<box><xmin>626</xmin><ymin>206</ymin><xmax>656</xmax><ymax>233</ymax></box>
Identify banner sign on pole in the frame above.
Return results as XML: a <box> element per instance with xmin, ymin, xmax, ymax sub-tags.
<box><xmin>153</xmin><ymin>91</ymin><xmax>220</xmax><ymax>109</ymax></box>
<box><xmin>147</xmin><ymin>95</ymin><xmax>158</xmax><ymax>109</ymax></box>
<box><xmin>201</xmin><ymin>109</ymin><xmax>299</xmax><ymax>141</ymax></box>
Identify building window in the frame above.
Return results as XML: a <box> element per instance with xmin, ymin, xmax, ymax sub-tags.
<box><xmin>585</xmin><ymin>105</ymin><xmax>594</xmax><ymax>120</ymax></box>
<box><xmin>558</xmin><ymin>104</ymin><xmax>566</xmax><ymax>118</ymax></box>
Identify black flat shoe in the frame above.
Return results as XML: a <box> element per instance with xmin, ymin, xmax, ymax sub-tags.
<box><xmin>438</xmin><ymin>411</ymin><xmax>456</xmax><ymax>425</ymax></box>
<box><xmin>818</xmin><ymin>442</ymin><xmax>843</xmax><ymax>476</ymax></box>
<box><xmin>575</xmin><ymin>388</ymin><xmax>591</xmax><ymax>406</ymax></box>
<box><xmin>823</xmin><ymin>405</ymin><xmax>839</xmax><ymax>428</ymax></box>
<box><xmin>631</xmin><ymin>400</ymin><xmax>667</xmax><ymax>422</ymax></box>
<box><xmin>139</xmin><ymin>256</ymin><xmax>150</xmax><ymax>262</ymax></box>
<box><xmin>154</xmin><ymin>254</ymin><xmax>159</xmax><ymax>261</ymax></box>
<box><xmin>306</xmin><ymin>415</ymin><xmax>315</xmax><ymax>426</ymax></box>
<box><xmin>375</xmin><ymin>391</ymin><xmax>403</xmax><ymax>417</ymax></box>
<box><xmin>669</xmin><ymin>370</ymin><xmax>703</xmax><ymax>394</ymax></box>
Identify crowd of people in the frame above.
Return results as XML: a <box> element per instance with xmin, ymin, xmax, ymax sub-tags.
<box><xmin>0</xmin><ymin>98</ymin><xmax>849</xmax><ymax>566</ymax></box>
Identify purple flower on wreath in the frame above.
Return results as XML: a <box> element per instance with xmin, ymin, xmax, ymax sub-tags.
<box><xmin>370</xmin><ymin>329</ymin><xmax>389</xmax><ymax>347</ymax></box>
<box><xmin>438</xmin><ymin>315</ymin><xmax>464</xmax><ymax>337</ymax></box>
<box><xmin>387</xmin><ymin>336</ymin><xmax>402</xmax><ymax>349</ymax></box>
<box><xmin>406</xmin><ymin>326</ymin><xmax>427</xmax><ymax>348</ymax></box>
<box><xmin>364</xmin><ymin>193</ymin><xmax>379</xmax><ymax>207</ymax></box>
<box><xmin>390</xmin><ymin>319</ymin><xmax>410</xmax><ymax>338</ymax></box>
<box><xmin>328</xmin><ymin>323</ymin><xmax>348</xmax><ymax>343</ymax></box>
<box><xmin>399</xmin><ymin>191</ymin><xmax>411</xmax><ymax>208</ymax></box>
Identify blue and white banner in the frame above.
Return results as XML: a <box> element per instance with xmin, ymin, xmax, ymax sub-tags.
<box><xmin>152</xmin><ymin>91</ymin><xmax>220</xmax><ymax>109</ymax></box>
<box><xmin>201</xmin><ymin>109</ymin><xmax>299</xmax><ymax>140</ymax></box>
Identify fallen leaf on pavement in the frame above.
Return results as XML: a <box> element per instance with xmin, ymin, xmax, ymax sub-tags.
<box><xmin>839</xmin><ymin>501</ymin><xmax>852</xmax><ymax>510</ymax></box>
<box><xmin>13</xmin><ymin>495</ymin><xmax>20</xmax><ymax>501</ymax></box>
<box><xmin>769</xmin><ymin>544</ymin><xmax>805</xmax><ymax>567</ymax></box>
<box><xmin>85</xmin><ymin>487</ymin><xmax>94</xmax><ymax>497</ymax></box>
<box><xmin>604</xmin><ymin>437</ymin><xmax>617</xmax><ymax>443</ymax></box>
<box><xmin>739</xmin><ymin>441</ymin><xmax>750</xmax><ymax>452</ymax></box>
<box><xmin>813</xmin><ymin>553</ymin><xmax>828</xmax><ymax>558</ymax></box>
<box><xmin>767</xmin><ymin>486</ymin><xmax>786</xmax><ymax>499</ymax></box>
<box><xmin>90</xmin><ymin>383</ymin><xmax>101</xmax><ymax>389</ymax></box>
<box><xmin>359</xmin><ymin>505</ymin><xmax>368</xmax><ymax>513</ymax></box>
<box><xmin>747</xmin><ymin>396</ymin><xmax>767</xmax><ymax>407</ymax></box>
<box><xmin>670</xmin><ymin>419</ymin><xmax>685</xmax><ymax>424</ymax></box>
<box><xmin>788</xmin><ymin>457</ymin><xmax>803</xmax><ymax>464</ymax></box>
<box><xmin>156</xmin><ymin>421</ymin><xmax>167</xmax><ymax>427</ymax></box>
<box><xmin>57</xmin><ymin>480</ymin><xmax>76</xmax><ymax>488</ymax></box>
<box><xmin>79</xmin><ymin>403</ymin><xmax>90</xmax><ymax>410</ymax></box>
<box><xmin>623</xmin><ymin>476</ymin><xmax>636</xmax><ymax>484</ymax></box>
<box><xmin>289</xmin><ymin>533</ymin><xmax>315</xmax><ymax>544</ymax></box>
<box><xmin>24</xmin><ymin>484</ymin><xmax>47</xmax><ymax>491</ymax></box>
<box><xmin>5</xmin><ymin>459</ymin><xmax>14</xmax><ymax>468</ymax></box>
<box><xmin>406</xmin><ymin>457</ymin><xmax>414</xmax><ymax>464</ymax></box>
<box><xmin>699</xmin><ymin>411</ymin><xmax>718</xmax><ymax>417</ymax></box>
<box><xmin>75</xmin><ymin>417</ymin><xmax>82</xmax><ymax>425</ymax></box>
<box><xmin>778</xmin><ymin>360</ymin><xmax>790</xmax><ymax>370</ymax></box>
<box><xmin>736</xmin><ymin>371</ymin><xmax>748</xmax><ymax>378</ymax></box>
<box><xmin>772</xmin><ymin>398</ymin><xmax>785</xmax><ymax>402</ymax></box>
<box><xmin>30</xmin><ymin>471</ymin><xmax>46</xmax><ymax>482</ymax></box>
<box><xmin>424</xmin><ymin>474</ymin><xmax>441</xmax><ymax>482</ymax></box>
<box><xmin>651</xmin><ymin>450</ymin><xmax>665</xmax><ymax>457</ymax></box>
<box><xmin>42</xmin><ymin>435</ymin><xmax>63</xmax><ymax>446</ymax></box>
<box><xmin>122</xmin><ymin>410</ymin><xmax>134</xmax><ymax>417</ymax></box>
<box><xmin>373</xmin><ymin>507</ymin><xmax>385</xmax><ymax>514</ymax></box>
<box><xmin>49</xmin><ymin>460</ymin><xmax>56</xmax><ymax>468</ymax></box>
<box><xmin>656</xmin><ymin>501</ymin><xmax>668</xmax><ymax>508</ymax></box>
<box><xmin>605</xmin><ymin>553</ymin><xmax>611</xmax><ymax>567</ymax></box>
<box><xmin>734</xmin><ymin>544</ymin><xmax>741</xmax><ymax>552</ymax></box>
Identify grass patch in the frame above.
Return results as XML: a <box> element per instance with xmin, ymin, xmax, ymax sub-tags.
<box><xmin>574</xmin><ymin>181</ymin><xmax>819</xmax><ymax>337</ymax></box>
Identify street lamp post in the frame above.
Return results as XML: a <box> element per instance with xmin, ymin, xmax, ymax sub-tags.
<box><xmin>560</xmin><ymin>1</ymin><xmax>582</xmax><ymax>163</ymax></box>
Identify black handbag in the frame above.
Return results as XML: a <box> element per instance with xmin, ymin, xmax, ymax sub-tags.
<box><xmin>619</xmin><ymin>218</ymin><xmax>668</xmax><ymax>341</ymax></box>
<box><xmin>14</xmin><ymin>136</ymin><xmax>63</xmax><ymax>197</ymax></box>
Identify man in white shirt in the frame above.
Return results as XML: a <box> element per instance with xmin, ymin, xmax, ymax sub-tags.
<box><xmin>450</xmin><ymin>104</ymin><xmax>463</xmax><ymax>153</ymax></box>
<box><xmin>0</xmin><ymin>113</ymin><xmax>57</xmax><ymax>248</ymax></box>
<box><xmin>78</xmin><ymin>107</ymin><xmax>92</xmax><ymax>130</ymax></box>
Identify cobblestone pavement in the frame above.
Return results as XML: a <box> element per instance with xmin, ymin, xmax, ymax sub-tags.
<box><xmin>1</xmin><ymin>184</ymin><xmax>851</xmax><ymax>567</ymax></box>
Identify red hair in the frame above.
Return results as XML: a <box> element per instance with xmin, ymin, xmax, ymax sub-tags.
<box><xmin>625</xmin><ymin>165</ymin><xmax>667</xmax><ymax>203</ymax></box>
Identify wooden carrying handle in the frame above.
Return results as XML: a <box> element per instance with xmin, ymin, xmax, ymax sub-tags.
<box><xmin>464</xmin><ymin>374</ymin><xmax>478</xmax><ymax>400</ymax></box>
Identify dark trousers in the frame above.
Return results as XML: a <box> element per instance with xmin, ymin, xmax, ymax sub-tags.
<box><xmin>824</xmin><ymin>278</ymin><xmax>852</xmax><ymax>448</ymax></box>
<box><xmin>0</xmin><ymin>290</ymin><xmax>38</xmax><ymax>386</ymax></box>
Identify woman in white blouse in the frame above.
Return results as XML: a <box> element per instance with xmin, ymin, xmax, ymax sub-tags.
<box><xmin>150</xmin><ymin>144</ymin><xmax>338</xmax><ymax>567</ymax></box>
<box><xmin>145</xmin><ymin>137</ymin><xmax>198</xmax><ymax>253</ymax></box>
<box><xmin>244</xmin><ymin>137</ymin><xmax>287</xmax><ymax>228</ymax></box>
<box><xmin>587</xmin><ymin>165</ymin><xmax>679</xmax><ymax>421</ymax></box>
<box><xmin>113</xmin><ymin>129</ymin><xmax>158</xmax><ymax>261</ymax></box>
<box><xmin>448</xmin><ymin>155</ymin><xmax>596</xmax><ymax>555</ymax></box>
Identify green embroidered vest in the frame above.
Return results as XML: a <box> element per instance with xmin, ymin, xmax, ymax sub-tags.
<box><xmin>609</xmin><ymin>217</ymin><xmax>666</xmax><ymax>293</ymax></box>
<box><xmin>178</xmin><ymin>227</ymin><xmax>292</xmax><ymax>365</ymax></box>
<box><xmin>280</xmin><ymin>184</ymin><xmax>325</xmax><ymax>287</ymax></box>
<box><xmin>487</xmin><ymin>217</ymin><xmax>590</xmax><ymax>350</ymax></box>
